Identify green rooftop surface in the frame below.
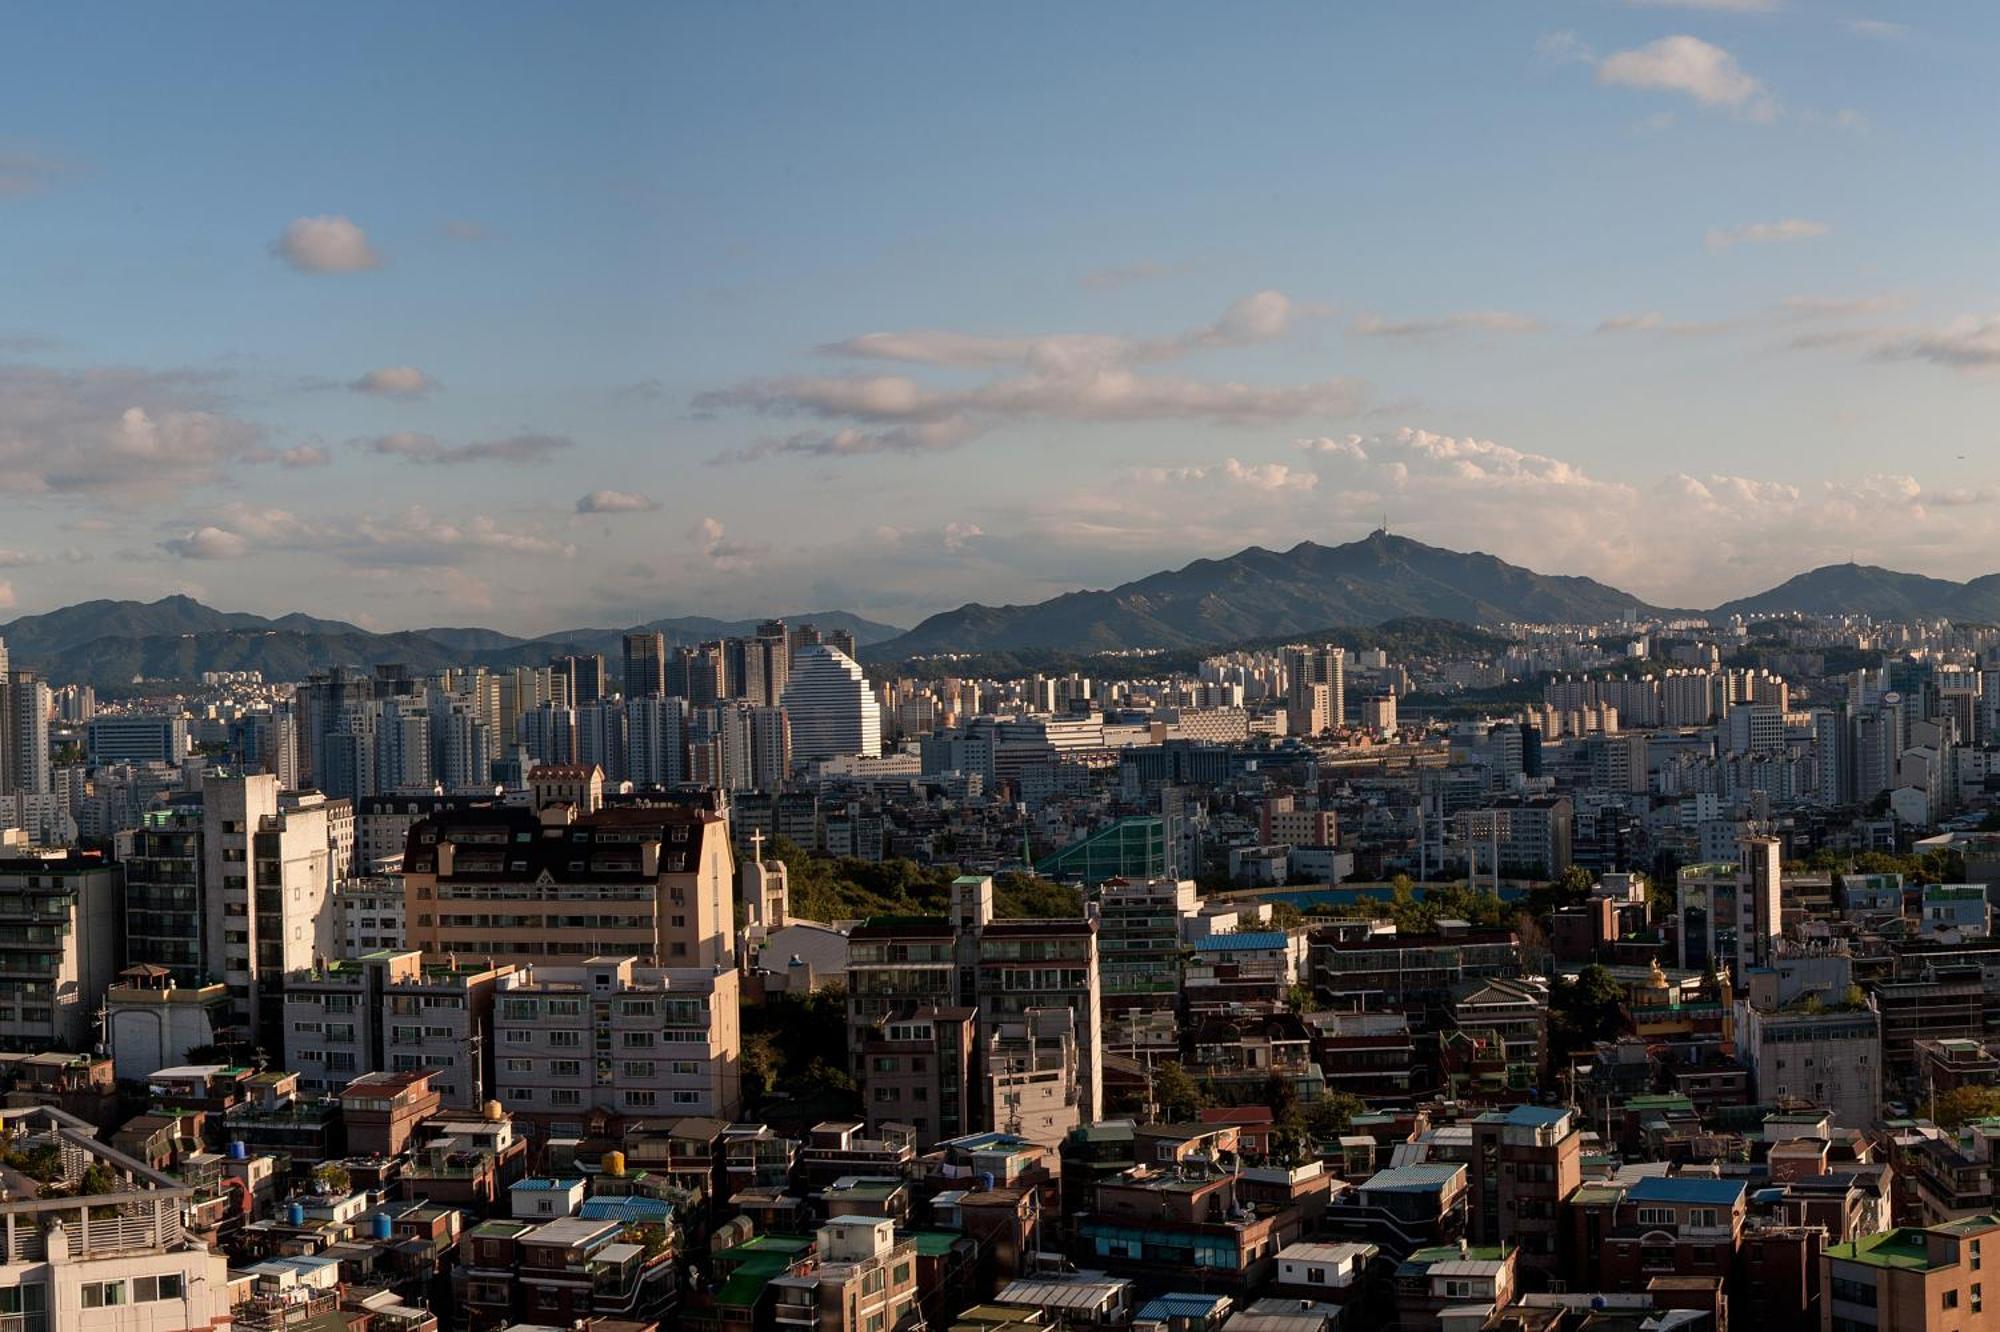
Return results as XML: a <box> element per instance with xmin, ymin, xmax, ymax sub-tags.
<box><xmin>910</xmin><ymin>1230</ymin><xmax>964</xmax><ymax>1257</ymax></box>
<box><xmin>1827</xmin><ymin>1230</ymin><xmax>1939</xmax><ymax>1270</ymax></box>
<box><xmin>1407</xmin><ymin>1243</ymin><xmax>1508</xmax><ymax>1264</ymax></box>
<box><xmin>715</xmin><ymin>1235</ymin><xmax>815</xmax><ymax>1307</ymax></box>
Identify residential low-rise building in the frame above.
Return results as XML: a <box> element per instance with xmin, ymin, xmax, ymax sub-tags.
<box><xmin>282</xmin><ymin>948</ymin><xmax>511</xmax><ymax>1106</ymax></box>
<box><xmin>490</xmin><ymin>956</ymin><xmax>742</xmax><ymax>1137</ymax></box>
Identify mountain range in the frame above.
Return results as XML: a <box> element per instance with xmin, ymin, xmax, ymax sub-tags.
<box><xmin>9</xmin><ymin>535</ymin><xmax>1998</xmax><ymax>688</ymax></box>
<box><xmin>868</xmin><ymin>532</ymin><xmax>1656</xmax><ymax>657</ymax></box>
<box><xmin>0</xmin><ymin>597</ymin><xmax>904</xmax><ymax>691</ymax></box>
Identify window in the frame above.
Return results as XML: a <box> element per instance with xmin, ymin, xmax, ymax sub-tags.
<box><xmin>81</xmin><ymin>1282</ymin><xmax>128</xmax><ymax>1308</ymax></box>
<box><xmin>503</xmin><ymin>1058</ymin><xmax>534</xmax><ymax>1074</ymax></box>
<box><xmin>133</xmin><ymin>1275</ymin><xmax>183</xmax><ymax>1302</ymax></box>
<box><xmin>551</xmin><ymin>1060</ymin><xmax>583</xmax><ymax>1078</ymax></box>
<box><xmin>1975</xmin><ymin>1283</ymin><xmax>1985</xmax><ymax>1313</ymax></box>
<box><xmin>1635</xmin><ymin>1206</ymin><xmax>1675</xmax><ymax>1227</ymax></box>
<box><xmin>1306</xmin><ymin>1267</ymin><xmax>1326</xmax><ymax>1284</ymax></box>
<box><xmin>547</xmin><ymin>1030</ymin><xmax>581</xmax><ymax>1048</ymax></box>
<box><xmin>1944</xmin><ymin>1290</ymin><xmax>1960</xmax><ymax>1310</ymax></box>
<box><xmin>551</xmin><ymin>1089</ymin><xmax>580</xmax><ymax>1106</ymax></box>
<box><xmin>622</xmin><ymin>1061</ymin><xmax>655</xmax><ymax>1078</ymax></box>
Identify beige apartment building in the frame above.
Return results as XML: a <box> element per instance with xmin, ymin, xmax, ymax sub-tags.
<box><xmin>401</xmin><ymin>801</ymin><xmax>735</xmax><ymax>968</ymax></box>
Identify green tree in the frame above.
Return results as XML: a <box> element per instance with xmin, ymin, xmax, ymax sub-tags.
<box><xmin>1152</xmin><ymin>1061</ymin><xmax>1208</xmax><ymax>1122</ymax></box>
<box><xmin>1547</xmin><ymin>964</ymin><xmax>1625</xmax><ymax>1065</ymax></box>
<box><xmin>1303</xmin><ymin>1092</ymin><xmax>1365</xmax><ymax>1138</ymax></box>
<box><xmin>1269</xmin><ymin>901</ymin><xmax>1306</xmax><ymax>930</ymax></box>
<box><xmin>311</xmin><ymin>1162</ymin><xmax>352</xmax><ymax>1196</ymax></box>
<box><xmin>1930</xmin><ymin>1085</ymin><xmax>2000</xmax><ymax>1129</ymax></box>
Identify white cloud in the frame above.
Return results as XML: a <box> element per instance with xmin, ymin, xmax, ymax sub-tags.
<box><xmin>576</xmin><ymin>489</ymin><xmax>659</xmax><ymax>514</ymax></box>
<box><xmin>693</xmin><ymin>516</ymin><xmax>763</xmax><ymax>572</ymax></box>
<box><xmin>1597</xmin><ymin>36</ymin><xmax>1778</xmax><ymax>120</ymax></box>
<box><xmin>0</xmin><ymin>365</ymin><xmax>270</xmax><ymax>499</ymax></box>
<box><xmin>161</xmin><ymin>501</ymin><xmax>576</xmax><ymax>567</ymax></box>
<box><xmin>1299</xmin><ymin>435</ymin><xmax>1369</xmax><ymax>460</ymax></box>
<box><xmin>1843</xmin><ymin>18</ymin><xmax>1906</xmax><ymax>38</ymax></box>
<box><xmin>1139</xmin><ymin>456</ymin><xmax>1320</xmax><ymax>493</ymax></box>
<box><xmin>278</xmin><ymin>442</ymin><xmax>331</xmax><ymax>468</ymax></box>
<box><xmin>365</xmin><ymin>432</ymin><xmax>572</xmax><ymax>465</ymax></box>
<box><xmin>819</xmin><ymin>290</ymin><xmax>1307</xmax><ymax>372</ymax></box>
<box><xmin>1873</xmin><ymin>316</ymin><xmax>2000</xmax><ymax>372</ymax></box>
<box><xmin>1705</xmin><ymin>218</ymin><xmax>1830</xmax><ymax>249</ymax></box>
<box><xmin>349</xmin><ymin>366</ymin><xmax>436</xmax><ymax>397</ymax></box>
<box><xmin>163</xmin><ymin>526</ymin><xmax>250</xmax><ymax>560</ymax></box>
<box><xmin>271</xmin><ymin>215</ymin><xmax>382</xmax><ymax>272</ymax></box>
<box><xmin>943</xmin><ymin>522</ymin><xmax>984</xmax><ymax>551</ymax></box>
<box><xmin>1350</xmin><ymin>309</ymin><xmax>1544</xmax><ymax>338</ymax></box>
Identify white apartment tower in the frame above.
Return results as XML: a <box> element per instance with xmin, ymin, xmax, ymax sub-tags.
<box><xmin>783</xmin><ymin>645</ymin><xmax>882</xmax><ymax>764</ymax></box>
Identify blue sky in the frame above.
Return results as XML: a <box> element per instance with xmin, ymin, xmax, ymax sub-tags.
<box><xmin>2</xmin><ymin>2</ymin><xmax>1996</xmax><ymax>633</ymax></box>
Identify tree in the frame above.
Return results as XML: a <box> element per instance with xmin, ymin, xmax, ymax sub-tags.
<box><xmin>1269</xmin><ymin>901</ymin><xmax>1306</xmax><ymax>930</ymax></box>
<box><xmin>1547</xmin><ymin>964</ymin><xmax>1625</xmax><ymax>1065</ymax></box>
<box><xmin>1304</xmin><ymin>1092</ymin><xmax>1365</xmax><ymax>1138</ymax></box>
<box><xmin>1152</xmin><ymin>1061</ymin><xmax>1208</xmax><ymax>1122</ymax></box>
<box><xmin>1929</xmin><ymin>1085</ymin><xmax>2000</xmax><ymax>1129</ymax></box>
<box><xmin>312</xmin><ymin>1162</ymin><xmax>351</xmax><ymax>1196</ymax></box>
<box><xmin>622</xmin><ymin>1222</ymin><xmax>672</xmax><ymax>1259</ymax></box>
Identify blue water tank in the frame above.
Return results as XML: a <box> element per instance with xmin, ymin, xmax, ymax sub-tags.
<box><xmin>286</xmin><ymin>1202</ymin><xmax>305</xmax><ymax>1226</ymax></box>
<box><xmin>227</xmin><ymin>1140</ymin><xmax>248</xmax><ymax>1161</ymax></box>
<box><xmin>372</xmin><ymin>1212</ymin><xmax>394</xmax><ymax>1240</ymax></box>
<box><xmin>978</xmin><ymin>1172</ymin><xmax>995</xmax><ymax>1192</ymax></box>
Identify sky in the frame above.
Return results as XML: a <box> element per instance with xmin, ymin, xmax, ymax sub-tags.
<box><xmin>3</xmin><ymin>2</ymin><xmax>1999</xmax><ymax>635</ymax></box>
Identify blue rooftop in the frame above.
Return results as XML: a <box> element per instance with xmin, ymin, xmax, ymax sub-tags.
<box><xmin>511</xmin><ymin>1177</ymin><xmax>583</xmax><ymax>1191</ymax></box>
<box><xmin>1627</xmin><ymin>1176</ymin><xmax>1746</xmax><ymax>1206</ymax></box>
<box><xmin>1139</xmin><ymin>1294</ymin><xmax>1232</xmax><ymax>1320</ymax></box>
<box><xmin>1195</xmin><ymin>931</ymin><xmax>1288</xmax><ymax>952</ymax></box>
<box><xmin>581</xmin><ymin>1196</ymin><xmax>674</xmax><ymax>1224</ymax></box>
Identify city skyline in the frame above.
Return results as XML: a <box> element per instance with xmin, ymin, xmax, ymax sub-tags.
<box><xmin>6</xmin><ymin>4</ymin><xmax>2000</xmax><ymax>633</ymax></box>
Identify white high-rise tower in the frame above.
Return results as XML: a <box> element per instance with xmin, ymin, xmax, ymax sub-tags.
<box><xmin>782</xmin><ymin>645</ymin><xmax>881</xmax><ymax>763</ymax></box>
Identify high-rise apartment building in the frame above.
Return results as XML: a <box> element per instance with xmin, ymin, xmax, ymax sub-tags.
<box><xmin>784</xmin><ymin>645</ymin><xmax>882</xmax><ymax>763</ymax></box>
<box><xmin>202</xmin><ymin>774</ymin><xmax>338</xmax><ymax>1044</ymax></box>
<box><xmin>2</xmin><ymin>669</ymin><xmax>51</xmax><ymax>797</ymax></box>
<box><xmin>627</xmin><ymin>694</ymin><xmax>689</xmax><ymax>787</ymax></box>
<box><xmin>622</xmin><ymin>631</ymin><xmax>666</xmax><ymax>700</ymax></box>
<box><xmin>0</xmin><ymin>855</ymin><xmax>121</xmax><ymax>1052</ymax></box>
<box><xmin>755</xmin><ymin>619</ymin><xmax>791</xmax><ymax>708</ymax></box>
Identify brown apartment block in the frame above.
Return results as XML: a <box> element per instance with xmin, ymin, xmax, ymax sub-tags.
<box><xmin>401</xmin><ymin>802</ymin><xmax>735</xmax><ymax>968</ymax></box>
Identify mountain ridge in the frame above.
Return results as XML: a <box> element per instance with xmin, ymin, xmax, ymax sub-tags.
<box><xmin>9</xmin><ymin>542</ymin><xmax>1997</xmax><ymax>688</ymax></box>
<box><xmin>0</xmin><ymin>600</ymin><xmax>904</xmax><ymax>690</ymax></box>
<box><xmin>870</xmin><ymin>531</ymin><xmax>1665</xmax><ymax>656</ymax></box>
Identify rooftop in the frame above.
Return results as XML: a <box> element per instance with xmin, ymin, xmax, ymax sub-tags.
<box><xmin>1195</xmin><ymin>931</ymin><xmax>1288</xmax><ymax>952</ymax></box>
<box><xmin>1626</xmin><ymin>1176</ymin><xmax>1746</xmax><ymax>1206</ymax></box>
<box><xmin>1359</xmin><ymin>1163</ymin><xmax>1466</xmax><ymax>1194</ymax></box>
<box><xmin>1827</xmin><ymin>1229</ymin><xmax>1943</xmax><ymax>1271</ymax></box>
